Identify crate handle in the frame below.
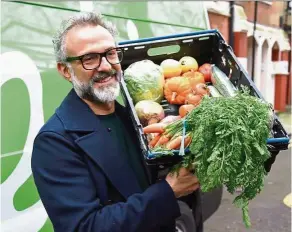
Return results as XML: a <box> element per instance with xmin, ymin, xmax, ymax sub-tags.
<box><xmin>147</xmin><ymin>44</ymin><xmax>180</xmax><ymax>57</ymax></box>
<box><xmin>266</xmin><ymin>137</ymin><xmax>290</xmax><ymax>144</ymax></box>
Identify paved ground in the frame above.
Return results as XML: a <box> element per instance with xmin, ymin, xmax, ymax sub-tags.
<box><xmin>204</xmin><ymin>147</ymin><xmax>291</xmax><ymax>232</ymax></box>
<box><xmin>277</xmin><ymin>112</ymin><xmax>291</xmax><ymax>134</ymax></box>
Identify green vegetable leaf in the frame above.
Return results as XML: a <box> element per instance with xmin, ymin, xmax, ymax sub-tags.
<box><xmin>163</xmin><ymin>87</ymin><xmax>272</xmax><ymax>228</ymax></box>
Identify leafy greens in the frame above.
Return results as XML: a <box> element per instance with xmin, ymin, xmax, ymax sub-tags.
<box><xmin>162</xmin><ymin>86</ymin><xmax>273</xmax><ymax>228</ymax></box>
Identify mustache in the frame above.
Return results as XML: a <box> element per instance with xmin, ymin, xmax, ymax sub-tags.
<box><xmin>92</xmin><ymin>69</ymin><xmax>117</xmax><ymax>82</ymax></box>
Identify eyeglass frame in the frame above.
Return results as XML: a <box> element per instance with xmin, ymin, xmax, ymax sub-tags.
<box><xmin>64</xmin><ymin>47</ymin><xmax>124</xmax><ymax>70</ymax></box>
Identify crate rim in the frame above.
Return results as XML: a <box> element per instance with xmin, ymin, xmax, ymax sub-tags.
<box><xmin>118</xmin><ymin>29</ymin><xmax>223</xmax><ymax>46</ymax></box>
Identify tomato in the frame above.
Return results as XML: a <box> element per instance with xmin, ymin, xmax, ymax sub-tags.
<box><xmin>198</xmin><ymin>63</ymin><xmax>212</xmax><ymax>82</ymax></box>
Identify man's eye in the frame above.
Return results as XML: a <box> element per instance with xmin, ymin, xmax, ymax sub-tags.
<box><xmin>83</xmin><ymin>54</ymin><xmax>99</xmax><ymax>63</ymax></box>
<box><xmin>107</xmin><ymin>50</ymin><xmax>117</xmax><ymax>56</ymax></box>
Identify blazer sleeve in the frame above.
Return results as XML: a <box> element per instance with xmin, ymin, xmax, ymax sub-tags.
<box><xmin>31</xmin><ymin>131</ymin><xmax>181</xmax><ymax>232</ymax></box>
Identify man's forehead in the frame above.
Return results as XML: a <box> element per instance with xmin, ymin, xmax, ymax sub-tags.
<box><xmin>65</xmin><ymin>25</ymin><xmax>116</xmax><ymax>55</ymax></box>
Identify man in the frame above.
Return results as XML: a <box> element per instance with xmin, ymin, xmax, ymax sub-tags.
<box><xmin>31</xmin><ymin>12</ymin><xmax>200</xmax><ymax>232</ymax></box>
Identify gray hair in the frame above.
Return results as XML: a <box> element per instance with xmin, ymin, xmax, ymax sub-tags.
<box><xmin>52</xmin><ymin>12</ymin><xmax>118</xmax><ymax>63</ymax></box>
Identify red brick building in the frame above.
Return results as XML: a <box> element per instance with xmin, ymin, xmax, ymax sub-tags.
<box><xmin>206</xmin><ymin>1</ymin><xmax>291</xmax><ymax>112</ymax></box>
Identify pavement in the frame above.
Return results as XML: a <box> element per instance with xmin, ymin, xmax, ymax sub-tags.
<box><xmin>276</xmin><ymin>111</ymin><xmax>292</xmax><ymax>135</ymax></box>
<box><xmin>276</xmin><ymin>111</ymin><xmax>291</xmax><ymax>149</ymax></box>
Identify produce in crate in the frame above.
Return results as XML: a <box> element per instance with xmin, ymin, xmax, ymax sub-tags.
<box><xmin>134</xmin><ymin>100</ymin><xmax>165</xmax><ymax>127</ymax></box>
<box><xmin>207</xmin><ymin>85</ymin><xmax>223</xmax><ymax>97</ymax></box>
<box><xmin>160</xmin><ymin>115</ymin><xmax>181</xmax><ymax>124</ymax></box>
<box><xmin>145</xmin><ymin>86</ymin><xmax>274</xmax><ymax>228</ymax></box>
<box><xmin>179</xmin><ymin>56</ymin><xmax>199</xmax><ymax>73</ymax></box>
<box><xmin>123</xmin><ymin>59</ymin><xmax>165</xmax><ymax>104</ymax></box>
<box><xmin>178</xmin><ymin>104</ymin><xmax>196</xmax><ymax>117</ymax></box>
<box><xmin>142</xmin><ymin>115</ymin><xmax>181</xmax><ymax>134</ymax></box>
<box><xmin>143</xmin><ymin>115</ymin><xmax>182</xmax><ymax>148</ymax></box>
<box><xmin>185</xmin><ymin>93</ymin><xmax>202</xmax><ymax>105</ymax></box>
<box><xmin>211</xmin><ymin>65</ymin><xmax>237</xmax><ymax>97</ymax></box>
<box><xmin>198</xmin><ymin>63</ymin><xmax>212</xmax><ymax>82</ymax></box>
<box><xmin>182</xmin><ymin>70</ymin><xmax>206</xmax><ymax>89</ymax></box>
<box><xmin>160</xmin><ymin>59</ymin><xmax>182</xmax><ymax>78</ymax></box>
<box><xmin>163</xmin><ymin>76</ymin><xmax>193</xmax><ymax>105</ymax></box>
<box><xmin>193</xmin><ymin>83</ymin><xmax>210</xmax><ymax>96</ymax></box>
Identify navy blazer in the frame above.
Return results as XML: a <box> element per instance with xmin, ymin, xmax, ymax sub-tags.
<box><xmin>31</xmin><ymin>89</ymin><xmax>181</xmax><ymax>232</ymax></box>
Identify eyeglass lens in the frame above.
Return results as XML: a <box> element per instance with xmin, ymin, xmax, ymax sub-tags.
<box><xmin>81</xmin><ymin>48</ymin><xmax>123</xmax><ymax>69</ymax></box>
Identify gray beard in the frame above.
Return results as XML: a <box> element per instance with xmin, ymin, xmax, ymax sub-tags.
<box><xmin>70</xmin><ymin>70</ymin><xmax>120</xmax><ymax>104</ymax></box>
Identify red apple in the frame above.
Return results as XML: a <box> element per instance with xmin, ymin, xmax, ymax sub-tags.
<box><xmin>198</xmin><ymin>63</ymin><xmax>212</xmax><ymax>83</ymax></box>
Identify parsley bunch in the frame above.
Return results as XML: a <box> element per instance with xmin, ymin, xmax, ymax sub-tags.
<box><xmin>167</xmin><ymin>87</ymin><xmax>273</xmax><ymax>228</ymax></box>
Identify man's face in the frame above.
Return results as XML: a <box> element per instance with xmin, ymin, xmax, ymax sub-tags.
<box><xmin>60</xmin><ymin>25</ymin><xmax>121</xmax><ymax>103</ymax></box>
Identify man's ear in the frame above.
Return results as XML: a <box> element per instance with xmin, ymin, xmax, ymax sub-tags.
<box><xmin>57</xmin><ymin>63</ymin><xmax>72</xmax><ymax>82</ymax></box>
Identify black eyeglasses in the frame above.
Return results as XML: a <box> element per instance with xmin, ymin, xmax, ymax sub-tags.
<box><xmin>65</xmin><ymin>47</ymin><xmax>124</xmax><ymax>70</ymax></box>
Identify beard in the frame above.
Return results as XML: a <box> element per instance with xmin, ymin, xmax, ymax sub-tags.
<box><xmin>69</xmin><ymin>67</ymin><xmax>121</xmax><ymax>104</ymax></box>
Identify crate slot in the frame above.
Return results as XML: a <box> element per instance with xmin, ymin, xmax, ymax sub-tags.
<box><xmin>182</xmin><ymin>39</ymin><xmax>193</xmax><ymax>43</ymax></box>
<box><xmin>147</xmin><ymin>44</ymin><xmax>180</xmax><ymax>57</ymax></box>
<box><xmin>198</xmin><ymin>36</ymin><xmax>210</xmax><ymax>41</ymax></box>
<box><xmin>134</xmin><ymin>46</ymin><xmax>145</xmax><ymax>50</ymax></box>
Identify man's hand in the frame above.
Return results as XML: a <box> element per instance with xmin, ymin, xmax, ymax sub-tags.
<box><xmin>166</xmin><ymin>167</ymin><xmax>200</xmax><ymax>198</ymax></box>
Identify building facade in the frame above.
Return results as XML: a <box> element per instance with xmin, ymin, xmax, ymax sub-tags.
<box><xmin>206</xmin><ymin>1</ymin><xmax>291</xmax><ymax>112</ymax></box>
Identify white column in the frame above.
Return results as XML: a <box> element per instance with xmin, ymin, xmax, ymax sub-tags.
<box><xmin>265</xmin><ymin>46</ymin><xmax>275</xmax><ymax>106</ymax></box>
<box><xmin>254</xmin><ymin>45</ymin><xmax>262</xmax><ymax>95</ymax></box>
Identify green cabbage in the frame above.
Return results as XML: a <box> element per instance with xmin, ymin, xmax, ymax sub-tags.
<box><xmin>123</xmin><ymin>60</ymin><xmax>165</xmax><ymax>104</ymax></box>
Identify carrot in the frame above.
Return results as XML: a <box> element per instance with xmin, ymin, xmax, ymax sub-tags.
<box><xmin>154</xmin><ymin>134</ymin><xmax>171</xmax><ymax>148</ymax></box>
<box><xmin>166</xmin><ymin>136</ymin><xmax>183</xmax><ymax>150</ymax></box>
<box><xmin>148</xmin><ymin>134</ymin><xmax>162</xmax><ymax>148</ymax></box>
<box><xmin>184</xmin><ymin>135</ymin><xmax>192</xmax><ymax>147</ymax></box>
<box><xmin>143</xmin><ymin>123</ymin><xmax>166</xmax><ymax>134</ymax></box>
<box><xmin>166</xmin><ymin>134</ymin><xmax>192</xmax><ymax>150</ymax></box>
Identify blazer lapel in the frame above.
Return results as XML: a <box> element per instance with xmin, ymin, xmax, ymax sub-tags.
<box><xmin>56</xmin><ymin>89</ymin><xmax>142</xmax><ymax>199</ymax></box>
<box><xmin>75</xmin><ymin>130</ymin><xmax>142</xmax><ymax>199</ymax></box>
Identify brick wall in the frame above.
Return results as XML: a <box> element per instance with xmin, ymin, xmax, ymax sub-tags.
<box><xmin>208</xmin><ymin>11</ymin><xmax>229</xmax><ymax>43</ymax></box>
<box><xmin>235</xmin><ymin>1</ymin><xmax>285</xmax><ymax>27</ymax></box>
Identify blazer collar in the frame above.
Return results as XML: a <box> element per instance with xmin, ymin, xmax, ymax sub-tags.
<box><xmin>56</xmin><ymin>88</ymin><xmax>126</xmax><ymax>132</ymax></box>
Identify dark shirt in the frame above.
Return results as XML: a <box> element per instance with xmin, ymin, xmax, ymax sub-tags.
<box><xmin>96</xmin><ymin>112</ymin><xmax>149</xmax><ymax>191</ymax></box>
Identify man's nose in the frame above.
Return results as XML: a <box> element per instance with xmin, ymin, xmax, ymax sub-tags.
<box><xmin>97</xmin><ymin>57</ymin><xmax>111</xmax><ymax>72</ymax></box>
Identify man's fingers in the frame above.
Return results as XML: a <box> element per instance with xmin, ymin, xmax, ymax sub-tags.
<box><xmin>188</xmin><ymin>176</ymin><xmax>199</xmax><ymax>185</ymax></box>
<box><xmin>189</xmin><ymin>183</ymin><xmax>200</xmax><ymax>193</ymax></box>
<box><xmin>178</xmin><ymin>167</ymin><xmax>189</xmax><ymax>175</ymax></box>
<box><xmin>183</xmin><ymin>184</ymin><xmax>200</xmax><ymax>197</ymax></box>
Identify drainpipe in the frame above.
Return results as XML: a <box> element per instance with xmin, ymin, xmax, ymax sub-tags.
<box><xmin>285</xmin><ymin>1</ymin><xmax>291</xmax><ymax>106</ymax></box>
<box><xmin>251</xmin><ymin>1</ymin><xmax>258</xmax><ymax>81</ymax></box>
<box><xmin>229</xmin><ymin>1</ymin><xmax>234</xmax><ymax>49</ymax></box>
